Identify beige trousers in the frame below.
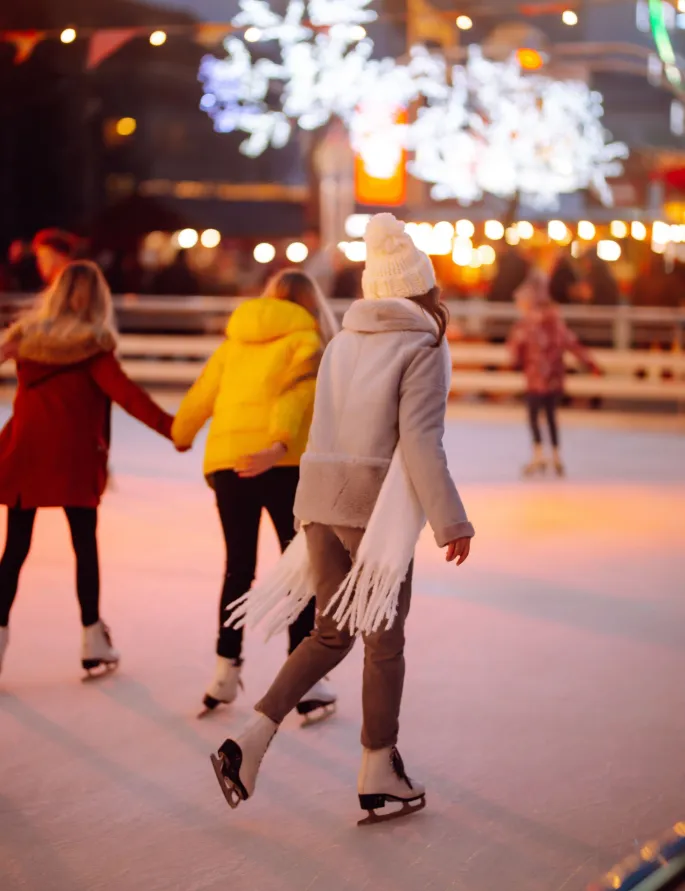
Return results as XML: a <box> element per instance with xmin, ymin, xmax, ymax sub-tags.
<box><xmin>256</xmin><ymin>523</ymin><xmax>413</xmax><ymax>750</ymax></box>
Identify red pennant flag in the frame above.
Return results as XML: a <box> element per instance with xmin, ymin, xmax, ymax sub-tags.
<box><xmin>3</xmin><ymin>30</ymin><xmax>46</xmax><ymax>64</ymax></box>
<box><xmin>87</xmin><ymin>28</ymin><xmax>139</xmax><ymax>69</ymax></box>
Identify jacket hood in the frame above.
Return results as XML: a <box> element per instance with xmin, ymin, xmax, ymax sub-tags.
<box><xmin>227</xmin><ymin>297</ymin><xmax>317</xmax><ymax>344</ymax></box>
<box><xmin>343</xmin><ymin>298</ymin><xmax>438</xmax><ymax>335</ymax></box>
<box><xmin>10</xmin><ymin>319</ymin><xmax>116</xmax><ymax>366</ymax></box>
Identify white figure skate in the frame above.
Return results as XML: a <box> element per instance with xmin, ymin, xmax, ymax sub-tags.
<box><xmin>522</xmin><ymin>458</ymin><xmax>547</xmax><ymax>477</ymax></box>
<box><xmin>0</xmin><ymin>626</ymin><xmax>8</xmax><ymax>676</ymax></box>
<box><xmin>297</xmin><ymin>678</ymin><xmax>337</xmax><ymax>726</ymax></box>
<box><xmin>357</xmin><ymin>747</ymin><xmax>426</xmax><ymax>826</ymax></box>
<box><xmin>198</xmin><ymin>657</ymin><xmax>243</xmax><ymax>718</ymax></box>
<box><xmin>81</xmin><ymin>621</ymin><xmax>119</xmax><ymax>680</ymax></box>
<box><xmin>210</xmin><ymin>713</ymin><xmax>278</xmax><ymax>809</ymax></box>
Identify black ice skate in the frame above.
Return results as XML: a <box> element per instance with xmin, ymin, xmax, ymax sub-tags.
<box><xmin>357</xmin><ymin>747</ymin><xmax>426</xmax><ymax>826</ymax></box>
<box><xmin>210</xmin><ymin>713</ymin><xmax>277</xmax><ymax>810</ymax></box>
<box><xmin>296</xmin><ymin>679</ymin><xmax>337</xmax><ymax>727</ymax></box>
<box><xmin>81</xmin><ymin>621</ymin><xmax>119</xmax><ymax>680</ymax></box>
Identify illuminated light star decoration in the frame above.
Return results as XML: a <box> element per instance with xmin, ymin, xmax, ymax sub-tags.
<box><xmin>198</xmin><ymin>0</ymin><xmax>628</xmax><ymax>208</ymax></box>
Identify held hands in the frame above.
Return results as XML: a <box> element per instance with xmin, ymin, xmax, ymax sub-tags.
<box><xmin>236</xmin><ymin>442</ymin><xmax>287</xmax><ymax>478</ymax></box>
<box><xmin>445</xmin><ymin>537</ymin><xmax>471</xmax><ymax>566</ymax></box>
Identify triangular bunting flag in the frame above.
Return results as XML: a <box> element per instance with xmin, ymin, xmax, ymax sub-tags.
<box><xmin>3</xmin><ymin>30</ymin><xmax>46</xmax><ymax>64</ymax></box>
<box><xmin>87</xmin><ymin>28</ymin><xmax>139</xmax><ymax>70</ymax></box>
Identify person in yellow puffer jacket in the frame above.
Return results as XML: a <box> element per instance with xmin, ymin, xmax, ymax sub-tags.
<box><xmin>172</xmin><ymin>270</ymin><xmax>339</xmax><ymax>719</ymax></box>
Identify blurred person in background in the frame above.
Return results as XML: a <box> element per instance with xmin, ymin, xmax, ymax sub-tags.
<box><xmin>152</xmin><ymin>249</ymin><xmax>200</xmax><ymax>296</ymax></box>
<box><xmin>487</xmin><ymin>244</ymin><xmax>531</xmax><ymax>302</ymax></box>
<box><xmin>632</xmin><ymin>256</ymin><xmax>685</xmax><ymax>309</ymax></box>
<box><xmin>549</xmin><ymin>250</ymin><xmax>580</xmax><ymax>304</ymax></box>
<box><xmin>7</xmin><ymin>241</ymin><xmax>42</xmax><ymax>292</ymax></box>
<box><xmin>331</xmin><ymin>252</ymin><xmax>362</xmax><ymax>300</ymax></box>
<box><xmin>0</xmin><ymin>262</ymin><xmax>174</xmax><ymax>679</ymax></box>
<box><xmin>32</xmin><ymin>229</ymin><xmax>81</xmax><ymax>286</ymax></box>
<box><xmin>577</xmin><ymin>253</ymin><xmax>621</xmax><ymax>305</ymax></box>
<box><xmin>508</xmin><ymin>269</ymin><xmax>601</xmax><ymax>478</ymax></box>
<box><xmin>172</xmin><ymin>270</ymin><xmax>339</xmax><ymax>720</ymax></box>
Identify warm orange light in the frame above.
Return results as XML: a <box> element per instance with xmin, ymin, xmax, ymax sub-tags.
<box><xmin>354</xmin><ymin>109</ymin><xmax>407</xmax><ymax>207</ymax></box>
<box><xmin>115</xmin><ymin>117</ymin><xmax>137</xmax><ymax>137</ymax></box>
<box><xmin>516</xmin><ymin>48</ymin><xmax>544</xmax><ymax>70</ymax></box>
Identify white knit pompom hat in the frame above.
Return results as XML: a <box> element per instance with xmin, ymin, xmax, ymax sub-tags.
<box><xmin>362</xmin><ymin>213</ymin><xmax>436</xmax><ymax>301</ymax></box>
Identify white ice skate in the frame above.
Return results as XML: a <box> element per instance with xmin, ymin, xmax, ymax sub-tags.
<box><xmin>522</xmin><ymin>458</ymin><xmax>547</xmax><ymax>477</ymax></box>
<box><xmin>198</xmin><ymin>657</ymin><xmax>243</xmax><ymax>718</ymax></box>
<box><xmin>357</xmin><ymin>747</ymin><xmax>426</xmax><ymax>826</ymax></box>
<box><xmin>0</xmin><ymin>626</ymin><xmax>8</xmax><ymax>676</ymax></box>
<box><xmin>81</xmin><ymin>620</ymin><xmax>119</xmax><ymax>679</ymax></box>
<box><xmin>210</xmin><ymin>712</ymin><xmax>278</xmax><ymax>809</ymax></box>
<box><xmin>297</xmin><ymin>678</ymin><xmax>337</xmax><ymax>726</ymax></box>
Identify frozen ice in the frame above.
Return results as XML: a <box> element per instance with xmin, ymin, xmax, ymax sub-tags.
<box><xmin>1</xmin><ymin>403</ymin><xmax>684</xmax><ymax>891</ymax></box>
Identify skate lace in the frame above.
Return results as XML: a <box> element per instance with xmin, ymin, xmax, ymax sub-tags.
<box><xmin>390</xmin><ymin>747</ymin><xmax>414</xmax><ymax>791</ymax></box>
<box><xmin>101</xmin><ymin>623</ymin><xmax>113</xmax><ymax>648</ymax></box>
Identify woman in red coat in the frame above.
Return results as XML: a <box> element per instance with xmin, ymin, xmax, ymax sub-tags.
<box><xmin>0</xmin><ymin>261</ymin><xmax>174</xmax><ymax>678</ymax></box>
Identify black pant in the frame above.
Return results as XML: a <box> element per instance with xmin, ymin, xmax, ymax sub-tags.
<box><xmin>214</xmin><ymin>467</ymin><xmax>315</xmax><ymax>661</ymax></box>
<box><xmin>526</xmin><ymin>392</ymin><xmax>560</xmax><ymax>448</ymax></box>
<box><xmin>0</xmin><ymin>506</ymin><xmax>100</xmax><ymax>628</ymax></box>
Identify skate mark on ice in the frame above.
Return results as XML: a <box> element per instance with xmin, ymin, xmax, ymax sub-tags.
<box><xmin>417</xmin><ymin>571</ymin><xmax>685</xmax><ymax>651</ymax></box>
<box><xmin>0</xmin><ymin>694</ymin><xmax>254</xmax><ymax>843</ymax></box>
<box><xmin>95</xmin><ymin>677</ymin><xmax>210</xmax><ymax>755</ymax></box>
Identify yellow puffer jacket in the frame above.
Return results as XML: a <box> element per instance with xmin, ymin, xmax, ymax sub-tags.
<box><xmin>172</xmin><ymin>297</ymin><xmax>321</xmax><ymax>475</ymax></box>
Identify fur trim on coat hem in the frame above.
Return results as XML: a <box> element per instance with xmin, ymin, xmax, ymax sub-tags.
<box><xmin>294</xmin><ymin>453</ymin><xmax>390</xmax><ymax>530</ymax></box>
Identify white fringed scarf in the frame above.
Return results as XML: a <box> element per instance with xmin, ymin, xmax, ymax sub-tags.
<box><xmin>224</xmin><ymin>443</ymin><xmax>424</xmax><ymax>638</ymax></box>
<box><xmin>225</xmin><ymin>336</ymin><xmax>450</xmax><ymax>639</ymax></box>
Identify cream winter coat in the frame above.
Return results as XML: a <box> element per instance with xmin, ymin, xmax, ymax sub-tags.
<box><xmin>294</xmin><ymin>298</ymin><xmax>474</xmax><ymax>547</ymax></box>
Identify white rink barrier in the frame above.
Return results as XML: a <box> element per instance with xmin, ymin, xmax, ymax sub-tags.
<box><xmin>1</xmin><ymin>296</ymin><xmax>684</xmax><ymax>404</ymax></box>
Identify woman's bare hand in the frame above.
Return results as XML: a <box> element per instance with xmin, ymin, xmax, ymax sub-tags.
<box><xmin>445</xmin><ymin>537</ymin><xmax>471</xmax><ymax>566</ymax></box>
<box><xmin>237</xmin><ymin>443</ymin><xmax>288</xmax><ymax>478</ymax></box>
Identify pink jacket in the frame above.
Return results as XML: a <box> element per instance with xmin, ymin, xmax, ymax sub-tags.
<box><xmin>507</xmin><ymin>308</ymin><xmax>597</xmax><ymax>395</ymax></box>
<box><xmin>295</xmin><ymin>299</ymin><xmax>474</xmax><ymax>547</ymax></box>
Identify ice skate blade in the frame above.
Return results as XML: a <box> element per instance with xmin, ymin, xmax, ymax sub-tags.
<box><xmin>298</xmin><ymin>701</ymin><xmax>337</xmax><ymax>727</ymax></box>
<box><xmin>357</xmin><ymin>793</ymin><xmax>426</xmax><ymax>827</ymax></box>
<box><xmin>210</xmin><ymin>741</ymin><xmax>248</xmax><ymax>810</ymax></box>
<box><xmin>197</xmin><ymin>694</ymin><xmax>233</xmax><ymax>719</ymax></box>
<box><xmin>81</xmin><ymin>659</ymin><xmax>119</xmax><ymax>682</ymax></box>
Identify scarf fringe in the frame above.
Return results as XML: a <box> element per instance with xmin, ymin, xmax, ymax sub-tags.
<box><xmin>223</xmin><ymin>338</ymin><xmax>451</xmax><ymax>638</ymax></box>
<box><xmin>323</xmin><ymin>560</ymin><xmax>407</xmax><ymax>635</ymax></box>
<box><xmin>224</xmin><ymin>529</ymin><xmax>312</xmax><ymax>640</ymax></box>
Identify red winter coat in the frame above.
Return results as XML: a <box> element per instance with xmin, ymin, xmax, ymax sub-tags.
<box><xmin>0</xmin><ymin>321</ymin><xmax>173</xmax><ymax>508</ymax></box>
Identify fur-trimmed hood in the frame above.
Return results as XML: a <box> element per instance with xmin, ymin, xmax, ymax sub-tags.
<box><xmin>343</xmin><ymin>298</ymin><xmax>437</xmax><ymax>336</ymax></box>
<box><xmin>5</xmin><ymin>319</ymin><xmax>117</xmax><ymax>366</ymax></box>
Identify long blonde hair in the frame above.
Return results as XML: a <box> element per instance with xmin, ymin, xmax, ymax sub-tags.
<box><xmin>262</xmin><ymin>269</ymin><xmax>339</xmax><ymax>345</ymax></box>
<box><xmin>31</xmin><ymin>260</ymin><xmax>117</xmax><ymax>339</ymax></box>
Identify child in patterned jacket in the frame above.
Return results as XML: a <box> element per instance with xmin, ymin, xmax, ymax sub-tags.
<box><xmin>508</xmin><ymin>269</ymin><xmax>601</xmax><ymax>477</ymax></box>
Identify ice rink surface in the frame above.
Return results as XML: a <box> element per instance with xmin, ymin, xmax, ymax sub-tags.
<box><xmin>1</xmin><ymin>402</ymin><xmax>684</xmax><ymax>891</ymax></box>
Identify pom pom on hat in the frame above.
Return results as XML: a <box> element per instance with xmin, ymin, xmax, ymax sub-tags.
<box><xmin>361</xmin><ymin>213</ymin><xmax>436</xmax><ymax>301</ymax></box>
<box><xmin>364</xmin><ymin>213</ymin><xmax>407</xmax><ymax>254</ymax></box>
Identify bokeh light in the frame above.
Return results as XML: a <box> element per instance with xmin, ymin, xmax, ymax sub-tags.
<box><xmin>254</xmin><ymin>242</ymin><xmax>276</xmax><ymax>263</ymax></box>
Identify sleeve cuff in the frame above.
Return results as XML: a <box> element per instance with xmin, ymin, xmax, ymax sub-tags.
<box><xmin>434</xmin><ymin>521</ymin><xmax>475</xmax><ymax>548</ymax></box>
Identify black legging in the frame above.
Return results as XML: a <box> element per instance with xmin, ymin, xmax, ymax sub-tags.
<box><xmin>526</xmin><ymin>392</ymin><xmax>560</xmax><ymax>448</ymax></box>
<box><xmin>213</xmin><ymin>467</ymin><xmax>315</xmax><ymax>662</ymax></box>
<box><xmin>0</xmin><ymin>507</ymin><xmax>100</xmax><ymax>628</ymax></box>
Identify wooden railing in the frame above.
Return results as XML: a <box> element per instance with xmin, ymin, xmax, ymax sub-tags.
<box><xmin>2</xmin><ymin>295</ymin><xmax>685</xmax><ymax>405</ymax></box>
